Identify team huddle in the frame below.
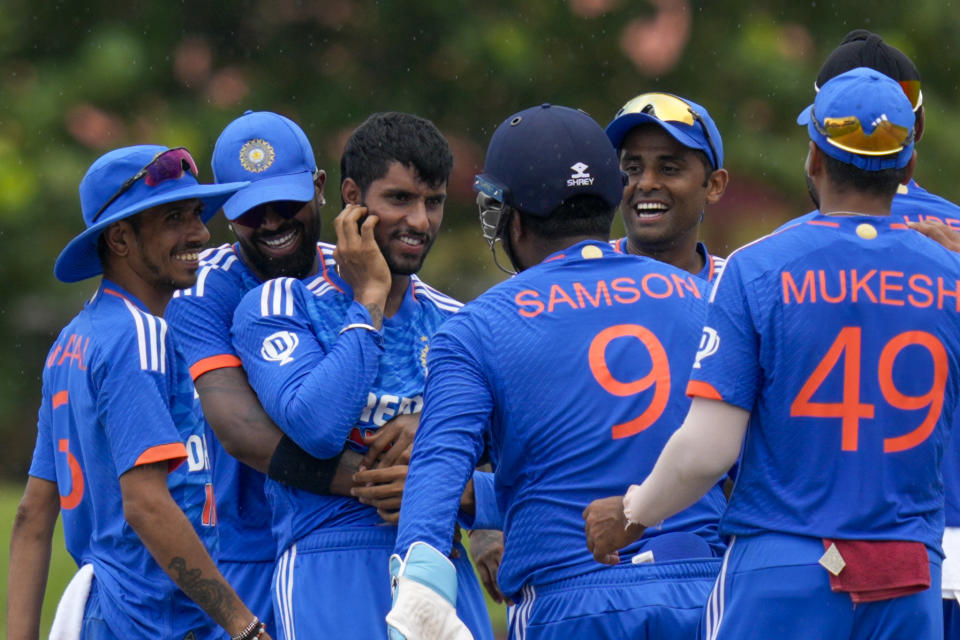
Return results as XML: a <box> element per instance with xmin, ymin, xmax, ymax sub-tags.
<box><xmin>9</xmin><ymin>29</ymin><xmax>960</xmax><ymax>640</ymax></box>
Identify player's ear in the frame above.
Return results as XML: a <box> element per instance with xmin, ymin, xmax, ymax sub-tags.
<box><xmin>705</xmin><ymin>168</ymin><xmax>729</xmax><ymax>205</ymax></box>
<box><xmin>902</xmin><ymin>149</ymin><xmax>918</xmax><ymax>185</ymax></box>
<box><xmin>341</xmin><ymin>177</ymin><xmax>362</xmax><ymax>206</ymax></box>
<box><xmin>103</xmin><ymin>220</ymin><xmax>133</xmax><ymax>258</ymax></box>
<box><xmin>805</xmin><ymin>142</ymin><xmax>823</xmax><ymax>179</ymax></box>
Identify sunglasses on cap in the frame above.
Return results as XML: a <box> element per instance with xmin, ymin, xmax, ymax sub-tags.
<box><xmin>615</xmin><ymin>93</ymin><xmax>721</xmax><ymax>169</ymax></box>
<box><xmin>811</xmin><ymin>108</ymin><xmax>914</xmax><ymax>156</ymax></box>
<box><xmin>92</xmin><ymin>147</ymin><xmax>199</xmax><ymax>222</ymax></box>
<box><xmin>232</xmin><ymin>199</ymin><xmax>313</xmax><ymax>228</ymax></box>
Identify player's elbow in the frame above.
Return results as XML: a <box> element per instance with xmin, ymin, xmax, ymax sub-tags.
<box><xmin>11</xmin><ymin>479</ymin><xmax>60</xmax><ymax>540</ymax></box>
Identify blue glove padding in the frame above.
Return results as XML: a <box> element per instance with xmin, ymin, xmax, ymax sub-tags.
<box><xmin>387</xmin><ymin>542</ymin><xmax>472</xmax><ymax>640</ymax></box>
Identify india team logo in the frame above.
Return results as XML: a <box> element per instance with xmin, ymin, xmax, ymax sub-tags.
<box><xmin>693</xmin><ymin>326</ymin><xmax>720</xmax><ymax>368</ymax></box>
<box><xmin>239</xmin><ymin>139</ymin><xmax>275</xmax><ymax>173</ymax></box>
<box><xmin>261</xmin><ymin>330</ymin><xmax>298</xmax><ymax>365</ymax></box>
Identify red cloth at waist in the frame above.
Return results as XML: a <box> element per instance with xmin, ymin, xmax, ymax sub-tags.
<box><xmin>822</xmin><ymin>538</ymin><xmax>930</xmax><ymax>604</ymax></box>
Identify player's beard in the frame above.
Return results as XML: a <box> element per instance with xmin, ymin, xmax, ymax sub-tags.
<box><xmin>380</xmin><ymin>228</ymin><xmax>435</xmax><ymax>276</ymax></box>
<box><xmin>806</xmin><ymin>173</ymin><xmax>821</xmax><ymax>210</ymax></box>
<box><xmin>241</xmin><ymin>211</ymin><xmax>321</xmax><ymax>280</ymax></box>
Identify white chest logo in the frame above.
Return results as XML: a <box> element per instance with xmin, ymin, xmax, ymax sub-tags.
<box><xmin>694</xmin><ymin>326</ymin><xmax>720</xmax><ymax>368</ymax></box>
<box><xmin>261</xmin><ymin>331</ymin><xmax>298</xmax><ymax>366</ymax></box>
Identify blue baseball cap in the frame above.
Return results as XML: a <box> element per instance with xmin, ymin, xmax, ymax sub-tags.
<box><xmin>474</xmin><ymin>104</ymin><xmax>623</xmax><ymax>217</ymax></box>
<box><xmin>605</xmin><ymin>92</ymin><xmax>724</xmax><ymax>169</ymax></box>
<box><xmin>212</xmin><ymin>111</ymin><xmax>318</xmax><ymax>220</ymax></box>
<box><xmin>55</xmin><ymin>145</ymin><xmax>246</xmax><ymax>283</ymax></box>
<box><xmin>797</xmin><ymin>67</ymin><xmax>915</xmax><ymax>171</ymax></box>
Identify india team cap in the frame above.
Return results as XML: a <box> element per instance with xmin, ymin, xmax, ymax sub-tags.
<box><xmin>212</xmin><ymin>110</ymin><xmax>318</xmax><ymax>220</ymax></box>
<box><xmin>797</xmin><ymin>67</ymin><xmax>915</xmax><ymax>171</ymax></box>
<box><xmin>605</xmin><ymin>92</ymin><xmax>724</xmax><ymax>169</ymax></box>
<box><xmin>474</xmin><ymin>103</ymin><xmax>623</xmax><ymax>217</ymax></box>
<box><xmin>816</xmin><ymin>29</ymin><xmax>922</xmax><ymax>112</ymax></box>
<box><xmin>55</xmin><ymin>145</ymin><xmax>246</xmax><ymax>283</ymax></box>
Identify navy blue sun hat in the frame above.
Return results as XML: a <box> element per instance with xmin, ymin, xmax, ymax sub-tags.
<box><xmin>797</xmin><ymin>66</ymin><xmax>915</xmax><ymax>171</ymax></box>
<box><xmin>212</xmin><ymin>111</ymin><xmax>318</xmax><ymax>220</ymax></box>
<box><xmin>474</xmin><ymin>104</ymin><xmax>623</xmax><ymax>217</ymax></box>
<box><xmin>55</xmin><ymin>145</ymin><xmax>247</xmax><ymax>283</ymax></box>
<box><xmin>605</xmin><ymin>92</ymin><xmax>724</xmax><ymax>170</ymax></box>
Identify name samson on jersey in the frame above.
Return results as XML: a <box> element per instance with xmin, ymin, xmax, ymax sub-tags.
<box><xmin>515</xmin><ymin>274</ymin><xmax>701</xmax><ymax>319</ymax></box>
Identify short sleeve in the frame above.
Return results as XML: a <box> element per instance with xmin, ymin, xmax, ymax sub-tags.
<box><xmin>166</xmin><ymin>269</ymin><xmax>244</xmax><ymax>380</ymax></box>
<box><xmin>28</xmin><ymin>390</ymin><xmax>57</xmax><ymax>482</ymax></box>
<box><xmin>687</xmin><ymin>253</ymin><xmax>763</xmax><ymax>411</ymax></box>
<box><xmin>95</xmin><ymin>322</ymin><xmax>187</xmax><ymax>476</ymax></box>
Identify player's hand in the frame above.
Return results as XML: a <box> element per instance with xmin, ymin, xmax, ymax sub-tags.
<box><xmin>352</xmin><ymin>464</ymin><xmax>407</xmax><ymax>523</ymax></box>
<box><xmin>907</xmin><ymin>218</ymin><xmax>960</xmax><ymax>253</ymax></box>
<box><xmin>583</xmin><ymin>495</ymin><xmax>645</xmax><ymax>565</ymax></box>
<box><xmin>361</xmin><ymin>413</ymin><xmax>419</xmax><ymax>469</ymax></box>
<box><xmin>467</xmin><ymin>529</ymin><xmax>508</xmax><ymax>604</ymax></box>
<box><xmin>333</xmin><ymin>204</ymin><xmax>390</xmax><ymax>324</ymax></box>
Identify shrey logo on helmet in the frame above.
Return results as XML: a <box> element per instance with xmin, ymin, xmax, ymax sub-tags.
<box><xmin>261</xmin><ymin>330</ymin><xmax>298</xmax><ymax>365</ymax></box>
<box><xmin>568</xmin><ymin>162</ymin><xmax>595</xmax><ymax>187</ymax></box>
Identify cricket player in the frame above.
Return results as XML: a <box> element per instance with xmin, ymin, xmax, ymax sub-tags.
<box><xmin>775</xmin><ymin>33</ymin><xmax>960</xmax><ymax>634</ymax></box>
<box><xmin>230</xmin><ymin>112</ymin><xmax>492</xmax><ymax>639</ymax></box>
<box><xmin>7</xmin><ymin>145</ymin><xmax>274</xmax><ymax>639</ymax></box>
<box><xmin>588</xmin><ymin>67</ymin><xmax>960</xmax><ymax>639</ymax></box>
<box><xmin>605</xmin><ymin>92</ymin><xmax>729</xmax><ymax>281</ymax></box>
<box><xmin>167</xmin><ymin>110</ymin><xmax>378</xmax><ymax>635</ymax></box>
<box><xmin>388</xmin><ymin>104</ymin><xmax>726</xmax><ymax>640</ymax></box>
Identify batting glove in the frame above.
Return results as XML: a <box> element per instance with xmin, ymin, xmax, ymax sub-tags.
<box><xmin>386</xmin><ymin>541</ymin><xmax>473</xmax><ymax>640</ymax></box>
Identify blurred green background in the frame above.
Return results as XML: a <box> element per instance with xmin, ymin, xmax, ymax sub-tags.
<box><xmin>3</xmin><ymin>0</ymin><xmax>960</xmax><ymax>635</ymax></box>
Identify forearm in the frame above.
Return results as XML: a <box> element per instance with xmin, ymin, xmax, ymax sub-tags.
<box><xmin>122</xmin><ymin>465</ymin><xmax>256</xmax><ymax>636</ymax></box>
<box><xmin>196</xmin><ymin>367</ymin><xmax>282</xmax><ymax>473</ymax></box>
<box><xmin>624</xmin><ymin>398</ymin><xmax>747</xmax><ymax>526</ymax></box>
<box><xmin>7</xmin><ymin>477</ymin><xmax>59</xmax><ymax>640</ymax></box>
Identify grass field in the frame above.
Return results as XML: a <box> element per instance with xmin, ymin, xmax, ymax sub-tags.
<box><xmin>0</xmin><ymin>482</ymin><xmax>508</xmax><ymax>637</ymax></box>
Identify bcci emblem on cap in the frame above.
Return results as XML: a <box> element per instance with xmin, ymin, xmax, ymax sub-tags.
<box><xmin>239</xmin><ymin>138</ymin><xmax>276</xmax><ymax>173</ymax></box>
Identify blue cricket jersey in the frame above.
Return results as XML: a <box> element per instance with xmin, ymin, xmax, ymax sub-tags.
<box><xmin>231</xmin><ymin>269</ymin><xmax>461</xmax><ymax>555</ymax></box>
<box><xmin>29</xmin><ymin>281</ymin><xmax>218</xmax><ymax>639</ymax></box>
<box><xmin>167</xmin><ymin>241</ymin><xmax>340</xmax><ymax>562</ymax></box>
<box><xmin>778</xmin><ymin>180</ymin><xmax>960</xmax><ymax>528</ymax></box>
<box><xmin>611</xmin><ymin>237</ymin><xmax>726</xmax><ymax>282</ymax></box>
<box><xmin>395</xmin><ymin>240</ymin><xmax>727</xmax><ymax>599</ymax></box>
<box><xmin>689</xmin><ymin>213</ymin><xmax>960</xmax><ymax>553</ymax></box>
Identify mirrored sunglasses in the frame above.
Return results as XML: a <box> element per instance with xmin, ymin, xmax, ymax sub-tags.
<box><xmin>812</xmin><ymin>108</ymin><xmax>914</xmax><ymax>156</ymax></box>
<box><xmin>615</xmin><ymin>92</ymin><xmax>720</xmax><ymax>169</ymax></box>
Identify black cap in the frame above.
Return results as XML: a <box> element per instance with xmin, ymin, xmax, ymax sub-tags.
<box><xmin>817</xmin><ymin>30</ymin><xmax>920</xmax><ymax>90</ymax></box>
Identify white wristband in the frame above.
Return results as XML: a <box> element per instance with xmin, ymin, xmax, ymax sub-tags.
<box><xmin>338</xmin><ymin>322</ymin><xmax>378</xmax><ymax>335</ymax></box>
<box><xmin>623</xmin><ymin>484</ymin><xmax>656</xmax><ymax>528</ymax></box>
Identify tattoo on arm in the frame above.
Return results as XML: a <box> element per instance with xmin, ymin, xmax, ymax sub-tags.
<box><xmin>365</xmin><ymin>303</ymin><xmax>384</xmax><ymax>329</ymax></box>
<box><xmin>168</xmin><ymin>557</ymin><xmax>236</xmax><ymax>624</ymax></box>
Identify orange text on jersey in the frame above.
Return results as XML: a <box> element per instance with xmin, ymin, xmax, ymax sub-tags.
<box><xmin>515</xmin><ymin>274</ymin><xmax>701</xmax><ymax>319</ymax></box>
<box><xmin>782</xmin><ymin>269</ymin><xmax>960</xmax><ymax>311</ymax></box>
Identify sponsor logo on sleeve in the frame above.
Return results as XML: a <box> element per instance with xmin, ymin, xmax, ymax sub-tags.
<box><xmin>261</xmin><ymin>331</ymin><xmax>298</xmax><ymax>365</ymax></box>
<box><xmin>693</xmin><ymin>326</ymin><xmax>720</xmax><ymax>368</ymax></box>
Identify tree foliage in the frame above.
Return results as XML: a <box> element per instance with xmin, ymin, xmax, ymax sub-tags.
<box><xmin>2</xmin><ymin>1</ymin><xmax>959</xmax><ymax>475</ymax></box>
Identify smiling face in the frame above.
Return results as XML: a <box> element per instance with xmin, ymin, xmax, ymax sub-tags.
<box><xmin>345</xmin><ymin>161</ymin><xmax>446</xmax><ymax>276</ymax></box>
<box><xmin>618</xmin><ymin>124</ymin><xmax>724</xmax><ymax>258</ymax></box>
<box><xmin>231</xmin><ymin>195</ymin><xmax>323</xmax><ymax>280</ymax></box>
<box><xmin>128</xmin><ymin>198</ymin><xmax>210</xmax><ymax>292</ymax></box>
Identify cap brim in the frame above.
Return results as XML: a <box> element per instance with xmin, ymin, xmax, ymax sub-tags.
<box><xmin>221</xmin><ymin>171</ymin><xmax>316</xmax><ymax>220</ymax></box>
<box><xmin>54</xmin><ymin>180</ymin><xmax>247</xmax><ymax>283</ymax></box>
<box><xmin>605</xmin><ymin>113</ymin><xmax>708</xmax><ymax>159</ymax></box>
<box><xmin>796</xmin><ymin>104</ymin><xmax>814</xmax><ymax>126</ymax></box>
